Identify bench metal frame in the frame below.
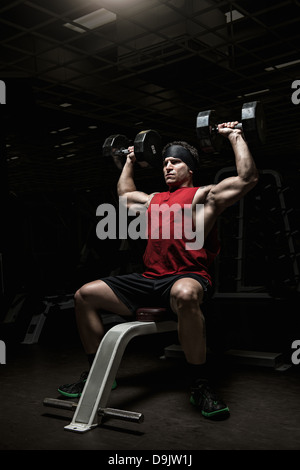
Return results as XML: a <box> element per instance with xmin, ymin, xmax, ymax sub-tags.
<box><xmin>63</xmin><ymin>319</ymin><xmax>177</xmax><ymax>433</ymax></box>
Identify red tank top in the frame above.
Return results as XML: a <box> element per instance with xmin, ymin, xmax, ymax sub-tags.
<box><xmin>142</xmin><ymin>187</ymin><xmax>220</xmax><ymax>285</ymax></box>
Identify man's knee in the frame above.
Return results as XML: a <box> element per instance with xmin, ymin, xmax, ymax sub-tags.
<box><xmin>170</xmin><ymin>278</ymin><xmax>204</xmax><ymax>311</ymax></box>
<box><xmin>74</xmin><ymin>284</ymin><xmax>89</xmax><ymax>305</ymax></box>
<box><xmin>74</xmin><ymin>281</ymin><xmax>105</xmax><ymax>306</ymax></box>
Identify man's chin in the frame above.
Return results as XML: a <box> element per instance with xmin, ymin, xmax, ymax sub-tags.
<box><xmin>165</xmin><ymin>175</ymin><xmax>175</xmax><ymax>183</ymax></box>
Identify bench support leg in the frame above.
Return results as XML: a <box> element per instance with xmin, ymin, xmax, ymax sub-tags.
<box><xmin>64</xmin><ymin>320</ymin><xmax>177</xmax><ymax>433</ymax></box>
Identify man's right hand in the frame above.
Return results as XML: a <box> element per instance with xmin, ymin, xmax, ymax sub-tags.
<box><xmin>127</xmin><ymin>146</ymin><xmax>136</xmax><ymax>164</ymax></box>
<box><xmin>217</xmin><ymin>121</ymin><xmax>242</xmax><ymax>138</ymax></box>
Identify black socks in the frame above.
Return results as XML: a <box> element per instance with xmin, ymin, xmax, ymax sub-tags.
<box><xmin>187</xmin><ymin>362</ymin><xmax>209</xmax><ymax>385</ymax></box>
<box><xmin>87</xmin><ymin>353</ymin><xmax>96</xmax><ymax>367</ymax></box>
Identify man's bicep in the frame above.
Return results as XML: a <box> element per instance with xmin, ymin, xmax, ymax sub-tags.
<box><xmin>120</xmin><ymin>191</ymin><xmax>156</xmax><ymax>208</ymax></box>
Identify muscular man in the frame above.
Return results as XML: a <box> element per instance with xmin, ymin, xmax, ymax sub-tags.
<box><xmin>58</xmin><ymin>122</ymin><xmax>258</xmax><ymax>420</ymax></box>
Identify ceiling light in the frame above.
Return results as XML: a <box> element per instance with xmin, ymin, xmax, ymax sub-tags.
<box><xmin>60</xmin><ymin>103</ymin><xmax>72</xmax><ymax>108</ymax></box>
<box><xmin>225</xmin><ymin>10</ymin><xmax>244</xmax><ymax>23</ymax></box>
<box><xmin>61</xmin><ymin>141</ymin><xmax>74</xmax><ymax>146</ymax></box>
<box><xmin>64</xmin><ymin>8</ymin><xmax>116</xmax><ymax>34</ymax></box>
<box><xmin>64</xmin><ymin>24</ymin><xmax>86</xmax><ymax>34</ymax></box>
<box><xmin>243</xmin><ymin>88</ymin><xmax>270</xmax><ymax>97</ymax></box>
<box><xmin>265</xmin><ymin>59</ymin><xmax>300</xmax><ymax>71</ymax></box>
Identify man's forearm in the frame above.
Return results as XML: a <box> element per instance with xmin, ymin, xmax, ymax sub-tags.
<box><xmin>117</xmin><ymin>159</ymin><xmax>136</xmax><ymax>196</ymax></box>
<box><xmin>229</xmin><ymin>132</ymin><xmax>259</xmax><ymax>183</ymax></box>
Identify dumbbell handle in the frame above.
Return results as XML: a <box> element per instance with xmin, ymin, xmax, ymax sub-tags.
<box><xmin>212</xmin><ymin>123</ymin><xmax>243</xmax><ymax>133</ymax></box>
<box><xmin>115</xmin><ymin>148</ymin><xmax>130</xmax><ymax>156</ymax></box>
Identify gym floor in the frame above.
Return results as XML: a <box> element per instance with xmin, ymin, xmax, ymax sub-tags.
<box><xmin>1</xmin><ymin>314</ymin><xmax>300</xmax><ymax>453</ymax></box>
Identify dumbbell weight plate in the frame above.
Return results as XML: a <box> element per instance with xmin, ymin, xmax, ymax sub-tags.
<box><xmin>102</xmin><ymin>134</ymin><xmax>130</xmax><ymax>170</ymax></box>
<box><xmin>134</xmin><ymin>129</ymin><xmax>162</xmax><ymax>168</ymax></box>
<box><xmin>196</xmin><ymin>110</ymin><xmax>224</xmax><ymax>154</ymax></box>
<box><xmin>241</xmin><ymin>101</ymin><xmax>266</xmax><ymax>146</ymax></box>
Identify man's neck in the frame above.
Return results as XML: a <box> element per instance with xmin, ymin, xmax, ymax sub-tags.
<box><xmin>168</xmin><ymin>182</ymin><xmax>194</xmax><ymax>192</ymax></box>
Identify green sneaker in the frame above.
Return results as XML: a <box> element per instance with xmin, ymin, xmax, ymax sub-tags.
<box><xmin>58</xmin><ymin>371</ymin><xmax>117</xmax><ymax>398</ymax></box>
<box><xmin>190</xmin><ymin>380</ymin><xmax>230</xmax><ymax>420</ymax></box>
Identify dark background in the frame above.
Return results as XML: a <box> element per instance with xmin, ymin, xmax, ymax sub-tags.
<box><xmin>0</xmin><ymin>0</ymin><xmax>300</xmax><ymax>453</ymax></box>
<box><xmin>0</xmin><ymin>0</ymin><xmax>299</xmax><ymax>355</ymax></box>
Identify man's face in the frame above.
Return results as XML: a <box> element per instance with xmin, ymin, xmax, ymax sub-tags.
<box><xmin>163</xmin><ymin>157</ymin><xmax>192</xmax><ymax>187</ymax></box>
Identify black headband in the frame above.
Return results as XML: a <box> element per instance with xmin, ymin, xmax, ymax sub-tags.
<box><xmin>163</xmin><ymin>145</ymin><xmax>195</xmax><ymax>171</ymax></box>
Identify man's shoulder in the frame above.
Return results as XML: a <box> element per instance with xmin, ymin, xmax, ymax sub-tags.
<box><xmin>193</xmin><ymin>185</ymin><xmax>215</xmax><ymax>204</ymax></box>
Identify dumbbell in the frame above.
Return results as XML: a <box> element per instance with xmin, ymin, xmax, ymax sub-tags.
<box><xmin>102</xmin><ymin>129</ymin><xmax>162</xmax><ymax>170</ymax></box>
<box><xmin>196</xmin><ymin>101</ymin><xmax>266</xmax><ymax>154</ymax></box>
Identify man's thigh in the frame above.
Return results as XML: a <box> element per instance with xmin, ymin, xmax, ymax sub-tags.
<box><xmin>101</xmin><ymin>273</ymin><xmax>155</xmax><ymax>314</ymax></box>
<box><xmin>78</xmin><ymin>279</ymin><xmax>133</xmax><ymax>316</ymax></box>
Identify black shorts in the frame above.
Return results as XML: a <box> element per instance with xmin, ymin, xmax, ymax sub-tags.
<box><xmin>101</xmin><ymin>272</ymin><xmax>212</xmax><ymax>315</ymax></box>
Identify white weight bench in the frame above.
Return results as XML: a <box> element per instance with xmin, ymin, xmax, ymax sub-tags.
<box><xmin>44</xmin><ymin>307</ymin><xmax>178</xmax><ymax>433</ymax></box>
